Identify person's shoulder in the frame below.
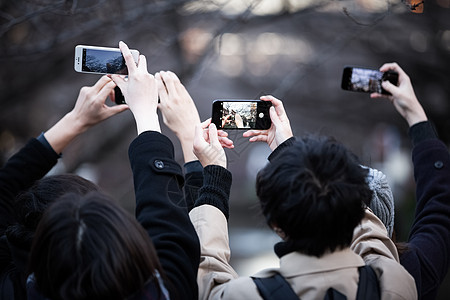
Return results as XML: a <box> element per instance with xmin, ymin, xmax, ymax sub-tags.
<box><xmin>213</xmin><ymin>276</ymin><xmax>262</xmax><ymax>300</ymax></box>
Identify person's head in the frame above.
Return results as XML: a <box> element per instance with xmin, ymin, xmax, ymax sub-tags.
<box><xmin>28</xmin><ymin>191</ymin><xmax>164</xmax><ymax>300</ymax></box>
<box><xmin>6</xmin><ymin>174</ymin><xmax>100</xmax><ymax>249</ymax></box>
<box><xmin>256</xmin><ymin>135</ymin><xmax>372</xmax><ymax>257</ymax></box>
<box><xmin>365</xmin><ymin>167</ymin><xmax>395</xmax><ymax>237</ymax></box>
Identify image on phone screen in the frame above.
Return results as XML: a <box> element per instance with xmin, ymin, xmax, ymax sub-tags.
<box><xmin>212</xmin><ymin>100</ymin><xmax>272</xmax><ymax>130</ymax></box>
<box><xmin>83</xmin><ymin>48</ymin><xmax>127</xmax><ymax>74</ymax></box>
<box><xmin>349</xmin><ymin>68</ymin><xmax>383</xmax><ymax>93</ymax></box>
<box><xmin>341</xmin><ymin>66</ymin><xmax>398</xmax><ymax>95</ymax></box>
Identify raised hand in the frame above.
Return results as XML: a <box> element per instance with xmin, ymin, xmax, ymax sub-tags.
<box><xmin>370</xmin><ymin>62</ymin><xmax>427</xmax><ymax>127</ymax></box>
<box><xmin>243</xmin><ymin>95</ymin><xmax>293</xmax><ymax>151</ymax></box>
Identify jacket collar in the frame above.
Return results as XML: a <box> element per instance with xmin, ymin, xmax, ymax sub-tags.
<box><xmin>279</xmin><ymin>248</ymin><xmax>365</xmax><ymax>277</ymax></box>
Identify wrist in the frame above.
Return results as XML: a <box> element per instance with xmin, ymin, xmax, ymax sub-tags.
<box><xmin>405</xmin><ymin>106</ymin><xmax>427</xmax><ymax>127</ymax></box>
<box><xmin>65</xmin><ymin>111</ymin><xmax>90</xmax><ymax>135</ymax></box>
<box><xmin>134</xmin><ymin>114</ymin><xmax>161</xmax><ymax>135</ymax></box>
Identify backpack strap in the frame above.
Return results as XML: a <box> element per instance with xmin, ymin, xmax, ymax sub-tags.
<box><xmin>356</xmin><ymin>265</ymin><xmax>380</xmax><ymax>300</ymax></box>
<box><xmin>252</xmin><ymin>274</ymin><xmax>299</xmax><ymax>300</ymax></box>
<box><xmin>252</xmin><ymin>265</ymin><xmax>380</xmax><ymax>300</ymax></box>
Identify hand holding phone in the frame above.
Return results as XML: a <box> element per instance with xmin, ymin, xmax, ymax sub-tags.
<box><xmin>241</xmin><ymin>95</ymin><xmax>293</xmax><ymax>151</ymax></box>
<box><xmin>211</xmin><ymin>100</ymin><xmax>272</xmax><ymax>130</ymax></box>
<box><xmin>341</xmin><ymin>66</ymin><xmax>398</xmax><ymax>95</ymax></box>
<box><xmin>74</xmin><ymin>45</ymin><xmax>139</xmax><ymax>75</ymax></box>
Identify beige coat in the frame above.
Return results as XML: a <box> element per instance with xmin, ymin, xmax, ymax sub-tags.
<box><xmin>190</xmin><ymin>205</ymin><xmax>417</xmax><ymax>300</ymax></box>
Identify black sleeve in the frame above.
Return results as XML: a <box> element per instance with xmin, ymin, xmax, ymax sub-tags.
<box><xmin>128</xmin><ymin>131</ymin><xmax>200</xmax><ymax>300</ymax></box>
<box><xmin>183</xmin><ymin>160</ymin><xmax>203</xmax><ymax>212</ymax></box>
<box><xmin>268</xmin><ymin>137</ymin><xmax>296</xmax><ymax>162</ymax></box>
<box><xmin>0</xmin><ymin>138</ymin><xmax>59</xmax><ymax>234</ymax></box>
<box><xmin>194</xmin><ymin>165</ymin><xmax>232</xmax><ymax>220</ymax></box>
<box><xmin>400</xmin><ymin>136</ymin><xmax>450</xmax><ymax>299</ymax></box>
<box><xmin>408</xmin><ymin>121</ymin><xmax>438</xmax><ymax>147</ymax></box>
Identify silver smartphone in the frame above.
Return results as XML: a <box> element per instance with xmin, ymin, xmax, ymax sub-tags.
<box><xmin>74</xmin><ymin>45</ymin><xmax>139</xmax><ymax>75</ymax></box>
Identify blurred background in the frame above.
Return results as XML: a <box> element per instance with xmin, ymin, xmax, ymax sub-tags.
<box><xmin>1</xmin><ymin>0</ymin><xmax>449</xmax><ymax>298</ymax></box>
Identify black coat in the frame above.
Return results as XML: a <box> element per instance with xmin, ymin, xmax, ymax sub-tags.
<box><xmin>400</xmin><ymin>122</ymin><xmax>450</xmax><ymax>300</ymax></box>
<box><xmin>0</xmin><ymin>138</ymin><xmax>59</xmax><ymax>300</ymax></box>
<box><xmin>128</xmin><ymin>131</ymin><xmax>200</xmax><ymax>300</ymax></box>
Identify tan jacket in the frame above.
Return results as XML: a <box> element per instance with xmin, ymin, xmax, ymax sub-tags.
<box><xmin>190</xmin><ymin>205</ymin><xmax>417</xmax><ymax>300</ymax></box>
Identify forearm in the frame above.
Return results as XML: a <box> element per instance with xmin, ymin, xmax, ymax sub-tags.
<box><xmin>407</xmin><ymin>138</ymin><xmax>450</xmax><ymax>288</ymax></box>
<box><xmin>184</xmin><ymin>160</ymin><xmax>203</xmax><ymax>212</ymax></box>
<box><xmin>0</xmin><ymin>138</ymin><xmax>59</xmax><ymax>231</ymax></box>
<box><xmin>43</xmin><ymin>111</ymin><xmax>89</xmax><ymax>154</ymax></box>
<box><xmin>408</xmin><ymin>120</ymin><xmax>438</xmax><ymax>147</ymax></box>
<box><xmin>129</xmin><ymin>132</ymin><xmax>200</xmax><ymax>300</ymax></box>
<box><xmin>179</xmin><ymin>136</ymin><xmax>198</xmax><ymax>163</ymax></box>
<box><xmin>194</xmin><ymin>165</ymin><xmax>232</xmax><ymax>220</ymax></box>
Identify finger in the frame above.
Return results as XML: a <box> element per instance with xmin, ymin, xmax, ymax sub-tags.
<box><xmin>243</xmin><ymin>129</ymin><xmax>264</xmax><ymax>137</ymax></box>
<box><xmin>208</xmin><ymin>123</ymin><xmax>221</xmax><ymax>147</ymax></box>
<box><xmin>217</xmin><ymin>130</ymin><xmax>228</xmax><ymax>137</ymax></box>
<box><xmin>137</xmin><ymin>54</ymin><xmax>148</xmax><ymax>72</ymax></box>
<box><xmin>161</xmin><ymin>71</ymin><xmax>178</xmax><ymax>98</ymax></box>
<box><xmin>167</xmin><ymin>71</ymin><xmax>186</xmax><ymax>96</ymax></box>
<box><xmin>379</xmin><ymin>62</ymin><xmax>399</xmax><ymax>73</ymax></box>
<box><xmin>194</xmin><ymin>123</ymin><xmax>208</xmax><ymax>152</ymax></box>
<box><xmin>91</xmin><ymin>75</ymin><xmax>112</xmax><ymax>93</ymax></box>
<box><xmin>201</xmin><ymin>118</ymin><xmax>212</xmax><ymax>129</ymax></box>
<box><xmin>218</xmin><ymin>136</ymin><xmax>234</xmax><ymax>148</ymax></box>
<box><xmin>110</xmin><ymin>74</ymin><xmax>127</xmax><ymax>91</ymax></box>
<box><xmin>156</xmin><ymin>72</ymin><xmax>169</xmax><ymax>104</ymax></box>
<box><xmin>97</xmin><ymin>80</ymin><xmax>117</xmax><ymax>103</ymax></box>
<box><xmin>381</xmin><ymin>80</ymin><xmax>397</xmax><ymax>95</ymax></box>
<box><xmin>109</xmin><ymin>89</ymin><xmax>116</xmax><ymax>103</ymax></box>
<box><xmin>268</xmin><ymin>106</ymin><xmax>282</xmax><ymax>127</ymax></box>
<box><xmin>261</xmin><ymin>95</ymin><xmax>286</xmax><ymax>117</ymax></box>
<box><xmin>119</xmin><ymin>41</ymin><xmax>138</xmax><ymax>74</ymax></box>
<box><xmin>249</xmin><ymin>135</ymin><xmax>268</xmax><ymax>143</ymax></box>
<box><xmin>104</xmin><ymin>104</ymin><xmax>129</xmax><ymax>117</ymax></box>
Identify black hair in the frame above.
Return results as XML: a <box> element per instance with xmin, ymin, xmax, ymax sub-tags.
<box><xmin>6</xmin><ymin>174</ymin><xmax>100</xmax><ymax>250</ymax></box>
<box><xmin>28</xmin><ymin>191</ymin><xmax>164</xmax><ymax>300</ymax></box>
<box><xmin>256</xmin><ymin>135</ymin><xmax>371</xmax><ymax>257</ymax></box>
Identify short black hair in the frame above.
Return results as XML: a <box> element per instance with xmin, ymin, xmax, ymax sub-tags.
<box><xmin>28</xmin><ymin>191</ymin><xmax>163</xmax><ymax>300</ymax></box>
<box><xmin>6</xmin><ymin>174</ymin><xmax>100</xmax><ymax>249</ymax></box>
<box><xmin>256</xmin><ymin>135</ymin><xmax>371</xmax><ymax>257</ymax></box>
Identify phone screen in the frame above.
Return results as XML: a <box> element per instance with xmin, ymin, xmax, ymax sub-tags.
<box><xmin>341</xmin><ymin>67</ymin><xmax>398</xmax><ymax>95</ymax></box>
<box><xmin>212</xmin><ymin>100</ymin><xmax>271</xmax><ymax>130</ymax></box>
<box><xmin>348</xmin><ymin>68</ymin><xmax>383</xmax><ymax>93</ymax></box>
<box><xmin>82</xmin><ymin>48</ymin><xmax>128</xmax><ymax>74</ymax></box>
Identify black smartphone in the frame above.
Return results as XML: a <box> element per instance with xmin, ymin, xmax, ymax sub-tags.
<box><xmin>114</xmin><ymin>86</ymin><xmax>126</xmax><ymax>105</ymax></box>
<box><xmin>212</xmin><ymin>100</ymin><xmax>272</xmax><ymax>130</ymax></box>
<box><xmin>341</xmin><ymin>66</ymin><xmax>398</xmax><ymax>95</ymax></box>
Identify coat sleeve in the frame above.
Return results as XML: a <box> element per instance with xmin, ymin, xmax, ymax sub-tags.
<box><xmin>128</xmin><ymin>131</ymin><xmax>200</xmax><ymax>300</ymax></box>
<box><xmin>401</xmin><ymin>136</ymin><xmax>450</xmax><ymax>299</ymax></box>
<box><xmin>0</xmin><ymin>138</ymin><xmax>59</xmax><ymax>234</ymax></box>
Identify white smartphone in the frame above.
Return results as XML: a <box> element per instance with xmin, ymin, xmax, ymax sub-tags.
<box><xmin>74</xmin><ymin>45</ymin><xmax>140</xmax><ymax>75</ymax></box>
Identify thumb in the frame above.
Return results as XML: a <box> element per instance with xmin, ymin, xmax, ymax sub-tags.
<box><xmin>382</xmin><ymin>80</ymin><xmax>397</xmax><ymax>95</ymax></box>
<box><xmin>105</xmin><ymin>104</ymin><xmax>129</xmax><ymax>118</ymax></box>
<box><xmin>269</xmin><ymin>106</ymin><xmax>281</xmax><ymax>127</ymax></box>
<box><xmin>208</xmin><ymin>123</ymin><xmax>220</xmax><ymax>147</ymax></box>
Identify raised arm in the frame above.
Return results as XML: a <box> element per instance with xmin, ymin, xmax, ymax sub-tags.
<box><xmin>0</xmin><ymin>75</ymin><xmax>126</xmax><ymax>232</ymax></box>
<box><xmin>112</xmin><ymin>41</ymin><xmax>200</xmax><ymax>300</ymax></box>
<box><xmin>373</xmin><ymin>62</ymin><xmax>450</xmax><ymax>299</ymax></box>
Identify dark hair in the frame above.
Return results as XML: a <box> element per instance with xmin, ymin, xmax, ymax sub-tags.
<box><xmin>28</xmin><ymin>191</ymin><xmax>164</xmax><ymax>300</ymax></box>
<box><xmin>256</xmin><ymin>135</ymin><xmax>371</xmax><ymax>257</ymax></box>
<box><xmin>6</xmin><ymin>174</ymin><xmax>100</xmax><ymax>250</ymax></box>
